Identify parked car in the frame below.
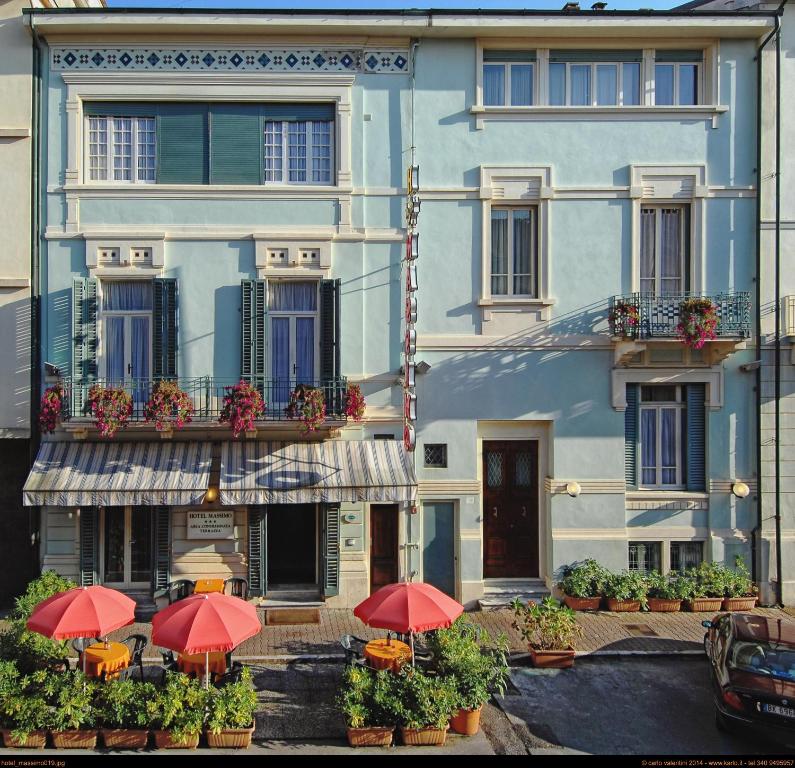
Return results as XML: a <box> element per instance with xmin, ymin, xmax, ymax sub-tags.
<box><xmin>703</xmin><ymin>613</ymin><xmax>795</xmax><ymax>745</ymax></box>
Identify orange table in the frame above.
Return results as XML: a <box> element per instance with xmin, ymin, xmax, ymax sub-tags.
<box><xmin>79</xmin><ymin>642</ymin><xmax>131</xmax><ymax>680</ymax></box>
<box><xmin>364</xmin><ymin>639</ymin><xmax>411</xmax><ymax>672</ymax></box>
<box><xmin>177</xmin><ymin>650</ymin><xmax>227</xmax><ymax>679</ymax></box>
<box><xmin>193</xmin><ymin>578</ymin><xmax>225</xmax><ymax>594</ymax></box>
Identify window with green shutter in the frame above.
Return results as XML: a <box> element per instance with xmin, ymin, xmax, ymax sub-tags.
<box><xmin>209</xmin><ymin>104</ymin><xmax>262</xmax><ymax>185</ymax></box>
<box><xmin>241</xmin><ymin>280</ymin><xmax>267</xmax><ymax>384</ymax></box>
<box><xmin>153</xmin><ymin>278</ymin><xmax>178</xmax><ymax>379</ymax></box>
<box><xmin>322</xmin><ymin>503</ymin><xmax>341</xmax><ymax>598</ymax></box>
<box><xmin>72</xmin><ymin>278</ymin><xmax>98</xmax><ymax>416</ymax></box>
<box><xmin>157</xmin><ymin>103</ymin><xmax>209</xmax><ymax>184</ymax></box>
<box><xmin>248</xmin><ymin>506</ymin><xmax>267</xmax><ymax>597</ymax></box>
<box><xmin>79</xmin><ymin>507</ymin><xmax>99</xmax><ymax>587</ymax></box>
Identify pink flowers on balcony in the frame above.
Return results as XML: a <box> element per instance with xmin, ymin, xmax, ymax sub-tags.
<box><xmin>144</xmin><ymin>380</ymin><xmax>194</xmax><ymax>432</ymax></box>
<box><xmin>39</xmin><ymin>384</ymin><xmax>64</xmax><ymax>434</ymax></box>
<box><xmin>345</xmin><ymin>383</ymin><xmax>366</xmax><ymax>422</ymax></box>
<box><xmin>219</xmin><ymin>380</ymin><xmax>265</xmax><ymax>438</ymax></box>
<box><xmin>676</xmin><ymin>298</ymin><xmax>719</xmax><ymax>350</ymax></box>
<box><xmin>88</xmin><ymin>384</ymin><xmax>133</xmax><ymax>438</ymax></box>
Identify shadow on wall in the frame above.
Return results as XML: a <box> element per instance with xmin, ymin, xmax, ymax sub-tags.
<box><xmin>0</xmin><ymin>293</ymin><xmax>32</xmax><ymax>427</ymax></box>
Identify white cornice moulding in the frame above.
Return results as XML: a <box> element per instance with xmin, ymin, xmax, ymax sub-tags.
<box><xmin>0</xmin><ymin>278</ymin><xmax>31</xmax><ymax>289</ymax></box>
<box><xmin>545</xmin><ymin>478</ymin><xmax>625</xmax><ymax>494</ymax></box>
<box><xmin>0</xmin><ymin>128</ymin><xmax>31</xmax><ymax>139</ymax></box>
<box><xmin>612</xmin><ymin>366</ymin><xmax>723</xmax><ymax>411</ymax></box>
<box><xmin>417</xmin><ymin>480</ymin><xmax>482</xmax><ymax>495</ymax></box>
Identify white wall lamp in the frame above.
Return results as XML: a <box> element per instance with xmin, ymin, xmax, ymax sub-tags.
<box><xmin>731</xmin><ymin>481</ymin><xmax>750</xmax><ymax>499</ymax></box>
<box><xmin>566</xmin><ymin>481</ymin><xmax>582</xmax><ymax>498</ymax></box>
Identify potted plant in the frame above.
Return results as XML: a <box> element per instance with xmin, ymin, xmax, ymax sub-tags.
<box><xmin>144</xmin><ymin>380</ymin><xmax>194</xmax><ymax>436</ymax></box>
<box><xmin>219</xmin><ymin>380</ymin><xmax>265</xmax><ymax>438</ymax></box>
<box><xmin>286</xmin><ymin>384</ymin><xmax>326</xmax><ymax>433</ymax></box>
<box><xmin>425</xmin><ymin>618</ymin><xmax>509</xmax><ymax>736</ymax></box>
<box><xmin>337</xmin><ymin>664</ymin><xmax>398</xmax><ymax>747</ymax></box>
<box><xmin>511</xmin><ymin>597</ymin><xmax>583</xmax><ymax>669</ymax></box>
<box><xmin>150</xmin><ymin>672</ymin><xmax>209</xmax><ymax>749</ymax></box>
<box><xmin>558</xmin><ymin>559</ymin><xmax>608</xmax><ymax>611</ymax></box>
<box><xmin>646</xmin><ymin>571</ymin><xmax>689</xmax><ymax>612</ymax></box>
<box><xmin>676</xmin><ymin>297</ymin><xmax>719</xmax><ymax>350</ymax></box>
<box><xmin>206</xmin><ymin>667</ymin><xmax>258</xmax><ymax>749</ymax></box>
<box><xmin>344</xmin><ymin>383</ymin><xmax>367</xmax><ymax>423</ymax></box>
<box><xmin>608</xmin><ymin>300</ymin><xmax>640</xmax><ymax>338</ymax></box>
<box><xmin>0</xmin><ymin>665</ymin><xmax>50</xmax><ymax>749</ymax></box>
<box><xmin>96</xmin><ymin>678</ymin><xmax>157</xmax><ymax>749</ymax></box>
<box><xmin>87</xmin><ymin>384</ymin><xmax>133</xmax><ymax>438</ymax></box>
<box><xmin>393</xmin><ymin>667</ymin><xmax>457</xmax><ymax>746</ymax></box>
<box><xmin>722</xmin><ymin>556</ymin><xmax>759</xmax><ymax>611</ymax></box>
<box><xmin>683</xmin><ymin>563</ymin><xmax>728</xmax><ymax>612</ymax></box>
<box><xmin>44</xmin><ymin>670</ymin><xmax>98</xmax><ymax>748</ymax></box>
<box><xmin>39</xmin><ymin>383</ymin><xmax>64</xmax><ymax>434</ymax></box>
<box><xmin>603</xmin><ymin>572</ymin><xmax>648</xmax><ymax>612</ymax></box>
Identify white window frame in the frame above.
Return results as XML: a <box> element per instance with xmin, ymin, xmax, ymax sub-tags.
<box><xmin>639</xmin><ymin>385</ymin><xmax>686</xmax><ymax>491</ymax></box>
<box><xmin>262</xmin><ymin>119</ymin><xmax>335</xmax><ymax>186</ymax></box>
<box><xmin>489</xmin><ymin>206</ymin><xmax>538</xmax><ymax>298</ymax></box>
<box><xmin>653</xmin><ymin>62</ymin><xmax>702</xmax><ymax>106</ymax></box>
<box><xmin>482</xmin><ymin>60</ymin><xmax>536</xmax><ymax>106</ymax></box>
<box><xmin>97</xmin><ymin>280</ymin><xmax>153</xmax><ymax>383</ymax></box>
<box><xmin>627</xmin><ymin>541</ymin><xmax>663</xmax><ymax>573</ymax></box>
<box><xmin>669</xmin><ymin>540</ymin><xmax>704</xmax><ymax>572</ymax></box>
<box><xmin>548</xmin><ymin>61</ymin><xmax>642</xmax><ymax>107</ymax></box>
<box><xmin>266</xmin><ymin>279</ymin><xmax>320</xmax><ymax>386</ymax></box>
<box><xmin>639</xmin><ymin>204</ymin><xmax>690</xmax><ymax>295</ymax></box>
<box><xmin>100</xmin><ymin>505</ymin><xmax>152</xmax><ymax>588</ymax></box>
<box><xmin>84</xmin><ymin>115</ymin><xmax>157</xmax><ymax>185</ymax></box>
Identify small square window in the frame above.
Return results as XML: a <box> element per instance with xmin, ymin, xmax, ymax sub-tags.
<box><xmin>423</xmin><ymin>444</ymin><xmax>447</xmax><ymax>468</ymax></box>
<box><xmin>628</xmin><ymin>542</ymin><xmax>662</xmax><ymax>573</ymax></box>
<box><xmin>670</xmin><ymin>541</ymin><xmax>703</xmax><ymax>572</ymax></box>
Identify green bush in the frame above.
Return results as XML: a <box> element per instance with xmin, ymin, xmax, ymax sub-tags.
<box><xmin>645</xmin><ymin>571</ymin><xmax>690</xmax><ymax>601</ymax></box>
<box><xmin>42</xmin><ymin>670</ymin><xmax>97</xmax><ymax>731</ymax></box>
<box><xmin>425</xmin><ymin>618</ymin><xmax>509</xmax><ymax>711</ymax></box>
<box><xmin>603</xmin><ymin>572</ymin><xmax>649</xmax><ymax>606</ymax></box>
<box><xmin>684</xmin><ymin>558</ymin><xmax>757</xmax><ymax>599</ymax></box>
<box><xmin>149</xmin><ymin>672</ymin><xmax>210</xmax><ymax>742</ymax></box>
<box><xmin>207</xmin><ymin>667</ymin><xmax>258</xmax><ymax>734</ymax></box>
<box><xmin>0</xmin><ymin>571</ymin><xmax>76</xmax><ymax>674</ymax></box>
<box><xmin>336</xmin><ymin>664</ymin><xmax>400</xmax><ymax>729</ymax></box>
<box><xmin>95</xmin><ymin>678</ymin><xmax>159</xmax><ymax>730</ymax></box>
<box><xmin>558</xmin><ymin>559</ymin><xmax>609</xmax><ymax>598</ymax></box>
<box><xmin>511</xmin><ymin>597</ymin><xmax>583</xmax><ymax>651</ymax></box>
<box><xmin>0</xmin><ymin>669</ymin><xmax>52</xmax><ymax>743</ymax></box>
<box><xmin>392</xmin><ymin>668</ymin><xmax>458</xmax><ymax>730</ymax></box>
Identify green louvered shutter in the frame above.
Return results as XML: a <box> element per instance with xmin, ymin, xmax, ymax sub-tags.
<box><xmin>686</xmin><ymin>384</ymin><xmax>707</xmax><ymax>492</ymax></box>
<box><xmin>152</xmin><ymin>506</ymin><xmax>171</xmax><ymax>592</ymax></box>
<box><xmin>79</xmin><ymin>507</ymin><xmax>99</xmax><ymax>586</ymax></box>
<box><xmin>241</xmin><ymin>280</ymin><xmax>266</xmax><ymax>385</ymax></box>
<box><xmin>72</xmin><ymin>278</ymin><xmax>98</xmax><ymax>416</ymax></box>
<box><xmin>320</xmin><ymin>279</ymin><xmax>341</xmax><ymax>413</ymax></box>
<box><xmin>153</xmin><ymin>278</ymin><xmax>178</xmax><ymax>379</ymax></box>
<box><xmin>322</xmin><ymin>503</ymin><xmax>341</xmax><ymax>598</ymax></box>
<box><xmin>157</xmin><ymin>104</ymin><xmax>208</xmax><ymax>184</ymax></box>
<box><xmin>209</xmin><ymin>104</ymin><xmax>262</xmax><ymax>185</ymax></box>
<box><xmin>625</xmin><ymin>384</ymin><xmax>639</xmax><ymax>489</ymax></box>
<box><xmin>247</xmin><ymin>506</ymin><xmax>267</xmax><ymax>597</ymax></box>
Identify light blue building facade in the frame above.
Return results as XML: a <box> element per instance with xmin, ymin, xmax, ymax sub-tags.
<box><xmin>24</xmin><ymin>8</ymin><xmax>770</xmax><ymax>609</ymax></box>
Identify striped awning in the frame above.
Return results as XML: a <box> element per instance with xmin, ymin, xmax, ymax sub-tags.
<box><xmin>23</xmin><ymin>441</ymin><xmax>212</xmax><ymax>507</ymax></box>
<box><xmin>220</xmin><ymin>440</ymin><xmax>417</xmax><ymax>505</ymax></box>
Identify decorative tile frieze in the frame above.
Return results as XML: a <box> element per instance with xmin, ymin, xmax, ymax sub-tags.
<box><xmin>51</xmin><ymin>47</ymin><xmax>409</xmax><ymax>74</ymax></box>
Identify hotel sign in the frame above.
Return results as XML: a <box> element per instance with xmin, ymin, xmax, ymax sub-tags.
<box><xmin>187</xmin><ymin>511</ymin><xmax>234</xmax><ymax>540</ymax></box>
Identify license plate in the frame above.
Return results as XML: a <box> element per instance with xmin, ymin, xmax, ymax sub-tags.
<box><xmin>761</xmin><ymin>703</ymin><xmax>795</xmax><ymax>719</ymax></box>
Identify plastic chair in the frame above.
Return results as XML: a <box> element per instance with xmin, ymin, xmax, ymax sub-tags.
<box><xmin>339</xmin><ymin>634</ymin><xmax>368</xmax><ymax>664</ymax></box>
<box><xmin>224</xmin><ymin>577</ymin><xmax>249</xmax><ymax>600</ymax></box>
<box><xmin>168</xmin><ymin>579</ymin><xmax>195</xmax><ymax>604</ymax></box>
<box><xmin>215</xmin><ymin>661</ymin><xmax>244</xmax><ymax>688</ymax></box>
<box><xmin>121</xmin><ymin>634</ymin><xmax>148</xmax><ymax>682</ymax></box>
<box><xmin>159</xmin><ymin>649</ymin><xmax>178</xmax><ymax>685</ymax></box>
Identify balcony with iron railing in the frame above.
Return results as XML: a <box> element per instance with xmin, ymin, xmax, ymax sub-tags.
<box><xmin>608</xmin><ymin>291</ymin><xmax>752</xmax><ymax>364</ymax></box>
<box><xmin>56</xmin><ymin>376</ymin><xmax>349</xmax><ymax>431</ymax></box>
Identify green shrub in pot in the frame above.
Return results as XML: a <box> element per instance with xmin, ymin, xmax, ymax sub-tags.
<box><xmin>207</xmin><ymin>667</ymin><xmax>258</xmax><ymax>734</ymax></box>
<box><xmin>558</xmin><ymin>559</ymin><xmax>609</xmax><ymax>599</ymax></box>
<box><xmin>96</xmin><ymin>678</ymin><xmax>158</xmax><ymax>730</ymax></box>
<box><xmin>724</xmin><ymin>556</ymin><xmax>758</xmax><ymax>599</ymax></box>
<box><xmin>392</xmin><ymin>667</ymin><xmax>458</xmax><ymax>731</ymax></box>
<box><xmin>150</xmin><ymin>672</ymin><xmax>210</xmax><ymax>745</ymax></box>
<box><xmin>646</xmin><ymin>571</ymin><xmax>691</xmax><ymax>601</ymax></box>
<box><xmin>511</xmin><ymin>597</ymin><xmax>583</xmax><ymax>651</ymax></box>
<box><xmin>603</xmin><ymin>572</ymin><xmax>649</xmax><ymax>608</ymax></box>
<box><xmin>0</xmin><ymin>666</ymin><xmax>52</xmax><ymax>746</ymax></box>
<box><xmin>337</xmin><ymin>664</ymin><xmax>400</xmax><ymax>730</ymax></box>
<box><xmin>43</xmin><ymin>670</ymin><xmax>97</xmax><ymax>731</ymax></box>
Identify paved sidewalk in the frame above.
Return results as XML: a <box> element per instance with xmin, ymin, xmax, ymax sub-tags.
<box><xmin>24</xmin><ymin>604</ymin><xmax>788</xmax><ymax>659</ymax></box>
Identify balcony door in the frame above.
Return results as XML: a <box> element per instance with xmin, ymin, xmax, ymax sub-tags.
<box><xmin>640</xmin><ymin>205</ymin><xmax>690</xmax><ymax>295</ymax></box>
<box><xmin>269</xmin><ymin>281</ymin><xmax>318</xmax><ymax>408</ymax></box>
<box><xmin>102</xmin><ymin>506</ymin><xmax>152</xmax><ymax>589</ymax></box>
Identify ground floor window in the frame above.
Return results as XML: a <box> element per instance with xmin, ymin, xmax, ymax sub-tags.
<box><xmin>628</xmin><ymin>541</ymin><xmax>662</xmax><ymax>573</ymax></box>
<box><xmin>101</xmin><ymin>506</ymin><xmax>152</xmax><ymax>587</ymax></box>
<box><xmin>670</xmin><ymin>541</ymin><xmax>703</xmax><ymax>572</ymax></box>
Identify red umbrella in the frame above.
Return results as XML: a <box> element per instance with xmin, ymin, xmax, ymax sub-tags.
<box><xmin>26</xmin><ymin>585</ymin><xmax>136</xmax><ymax>675</ymax></box>
<box><xmin>152</xmin><ymin>592</ymin><xmax>261</xmax><ymax>687</ymax></box>
<box><xmin>353</xmin><ymin>582</ymin><xmax>464</xmax><ymax>663</ymax></box>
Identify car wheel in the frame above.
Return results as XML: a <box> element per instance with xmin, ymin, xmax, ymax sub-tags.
<box><xmin>715</xmin><ymin>709</ymin><xmax>729</xmax><ymax>733</ymax></box>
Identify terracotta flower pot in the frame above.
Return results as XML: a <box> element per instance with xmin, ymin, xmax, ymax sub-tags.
<box><xmin>101</xmin><ymin>729</ymin><xmax>150</xmax><ymax>749</ymax></box>
<box><xmin>722</xmin><ymin>597</ymin><xmax>758</xmax><ymax>612</ymax></box>
<box><xmin>206</xmin><ymin>726</ymin><xmax>255</xmax><ymax>749</ymax></box>
<box><xmin>0</xmin><ymin>729</ymin><xmax>47</xmax><ymax>748</ymax></box>
<box><xmin>450</xmin><ymin>707</ymin><xmax>482</xmax><ymax>736</ymax></box>
<box><xmin>346</xmin><ymin>726</ymin><xmax>394</xmax><ymax>747</ymax></box>
<box><xmin>51</xmin><ymin>729</ymin><xmax>98</xmax><ymax>749</ymax></box>
<box><xmin>564</xmin><ymin>595</ymin><xmax>602</xmax><ymax>611</ymax></box>
<box><xmin>153</xmin><ymin>730</ymin><xmax>200</xmax><ymax>749</ymax></box>
<box><xmin>687</xmin><ymin>598</ymin><xmax>724</xmax><ymax>612</ymax></box>
<box><xmin>529</xmin><ymin>648</ymin><xmax>576</xmax><ymax>669</ymax></box>
<box><xmin>606</xmin><ymin>598</ymin><xmax>641</xmax><ymax>612</ymax></box>
<box><xmin>400</xmin><ymin>725</ymin><xmax>448</xmax><ymax>746</ymax></box>
<box><xmin>647</xmin><ymin>598</ymin><xmax>682</xmax><ymax>612</ymax></box>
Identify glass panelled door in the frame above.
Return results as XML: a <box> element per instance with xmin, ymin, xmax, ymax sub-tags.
<box><xmin>269</xmin><ymin>281</ymin><xmax>318</xmax><ymax>408</ymax></box>
<box><xmin>103</xmin><ymin>507</ymin><xmax>152</xmax><ymax>587</ymax></box>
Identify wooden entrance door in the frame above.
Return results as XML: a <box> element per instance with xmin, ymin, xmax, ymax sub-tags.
<box><xmin>483</xmin><ymin>441</ymin><xmax>538</xmax><ymax>578</ymax></box>
<box><xmin>370</xmin><ymin>505</ymin><xmax>398</xmax><ymax>593</ymax></box>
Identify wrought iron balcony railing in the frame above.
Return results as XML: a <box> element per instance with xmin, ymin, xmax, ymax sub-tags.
<box><xmin>57</xmin><ymin>376</ymin><xmax>349</xmax><ymax>424</ymax></box>
<box><xmin>608</xmin><ymin>292</ymin><xmax>751</xmax><ymax>340</ymax></box>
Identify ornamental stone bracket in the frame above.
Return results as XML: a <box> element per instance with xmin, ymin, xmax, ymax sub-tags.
<box><xmin>613</xmin><ymin>339</ymin><xmax>646</xmax><ymax>366</ymax></box>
